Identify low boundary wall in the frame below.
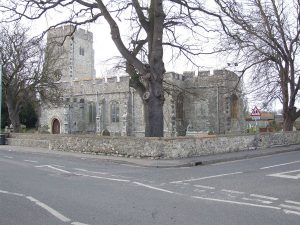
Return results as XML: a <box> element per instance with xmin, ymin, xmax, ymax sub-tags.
<box><xmin>7</xmin><ymin>132</ymin><xmax>300</xmax><ymax>159</ymax></box>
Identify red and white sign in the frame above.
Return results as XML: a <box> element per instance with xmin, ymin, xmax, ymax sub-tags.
<box><xmin>251</xmin><ymin>106</ymin><xmax>261</xmax><ymax>116</ymax></box>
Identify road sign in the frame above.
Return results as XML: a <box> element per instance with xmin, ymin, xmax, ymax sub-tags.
<box><xmin>251</xmin><ymin>106</ymin><xmax>261</xmax><ymax>116</ymax></box>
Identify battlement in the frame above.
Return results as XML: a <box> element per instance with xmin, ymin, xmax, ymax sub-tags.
<box><xmin>47</xmin><ymin>25</ymin><xmax>93</xmax><ymax>42</ymax></box>
<box><xmin>165</xmin><ymin>69</ymin><xmax>238</xmax><ymax>82</ymax></box>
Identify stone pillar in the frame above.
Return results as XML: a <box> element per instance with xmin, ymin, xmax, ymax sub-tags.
<box><xmin>96</xmin><ymin>92</ymin><xmax>101</xmax><ymax>134</ymax></box>
<box><xmin>122</xmin><ymin>94</ymin><xmax>128</xmax><ymax>136</ymax></box>
<box><xmin>63</xmin><ymin>106</ymin><xmax>70</xmax><ymax>134</ymax></box>
<box><xmin>170</xmin><ymin>98</ymin><xmax>176</xmax><ymax>137</ymax></box>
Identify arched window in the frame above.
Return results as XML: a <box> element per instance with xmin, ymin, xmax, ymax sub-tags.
<box><xmin>111</xmin><ymin>101</ymin><xmax>119</xmax><ymax>123</ymax></box>
<box><xmin>89</xmin><ymin>102</ymin><xmax>96</xmax><ymax>123</ymax></box>
<box><xmin>79</xmin><ymin>46</ymin><xmax>85</xmax><ymax>56</ymax></box>
<box><xmin>176</xmin><ymin>93</ymin><xmax>184</xmax><ymax>120</ymax></box>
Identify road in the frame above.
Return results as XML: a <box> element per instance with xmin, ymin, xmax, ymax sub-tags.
<box><xmin>0</xmin><ymin>147</ymin><xmax>299</xmax><ymax>225</ymax></box>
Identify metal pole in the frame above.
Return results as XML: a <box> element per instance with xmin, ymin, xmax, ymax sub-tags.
<box><xmin>0</xmin><ymin>64</ymin><xmax>2</xmax><ymax>132</ymax></box>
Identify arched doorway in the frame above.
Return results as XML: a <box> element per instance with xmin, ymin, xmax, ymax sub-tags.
<box><xmin>52</xmin><ymin>118</ymin><xmax>60</xmax><ymax>134</ymax></box>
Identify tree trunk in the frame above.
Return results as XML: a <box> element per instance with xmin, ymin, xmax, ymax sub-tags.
<box><xmin>6</xmin><ymin>96</ymin><xmax>21</xmax><ymax>132</ymax></box>
<box><xmin>283</xmin><ymin>117</ymin><xmax>294</xmax><ymax>131</ymax></box>
<box><xmin>143</xmin><ymin>79</ymin><xmax>164</xmax><ymax>137</ymax></box>
<box><xmin>282</xmin><ymin>107</ymin><xmax>296</xmax><ymax>131</ymax></box>
<box><xmin>144</xmin><ymin>95</ymin><xmax>164</xmax><ymax>137</ymax></box>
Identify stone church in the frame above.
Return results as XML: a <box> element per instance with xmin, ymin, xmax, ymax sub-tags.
<box><xmin>39</xmin><ymin>25</ymin><xmax>245</xmax><ymax>137</ymax></box>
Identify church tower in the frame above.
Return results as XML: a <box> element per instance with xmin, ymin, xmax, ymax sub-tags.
<box><xmin>46</xmin><ymin>25</ymin><xmax>95</xmax><ymax>82</ymax></box>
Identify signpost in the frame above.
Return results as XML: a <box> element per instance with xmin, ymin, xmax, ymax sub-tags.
<box><xmin>251</xmin><ymin>106</ymin><xmax>261</xmax><ymax>130</ymax></box>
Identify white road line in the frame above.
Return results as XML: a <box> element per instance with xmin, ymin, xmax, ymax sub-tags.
<box><xmin>285</xmin><ymin>200</ymin><xmax>300</xmax><ymax>206</ymax></box>
<box><xmin>192</xmin><ymin>196</ymin><xmax>281</xmax><ymax>210</ymax></box>
<box><xmin>0</xmin><ymin>190</ymin><xmax>24</xmax><ymax>197</ymax></box>
<box><xmin>1</xmin><ymin>189</ymin><xmax>89</xmax><ymax>224</ymax></box>
<box><xmin>250</xmin><ymin>194</ymin><xmax>278</xmax><ymax>201</ymax></box>
<box><xmin>35</xmin><ymin>165</ymin><xmax>71</xmax><ymax>174</ymax></box>
<box><xmin>222</xmin><ymin>189</ymin><xmax>245</xmax><ymax>194</ymax></box>
<box><xmin>3</xmin><ymin>156</ymin><xmax>13</xmax><ymax>159</ymax></box>
<box><xmin>193</xmin><ymin>185</ymin><xmax>215</xmax><ymax>190</ymax></box>
<box><xmin>24</xmin><ymin>160</ymin><xmax>38</xmax><ymax>163</ymax></box>
<box><xmin>26</xmin><ymin>196</ymin><xmax>71</xmax><ymax>223</ymax></box>
<box><xmin>133</xmin><ymin>182</ymin><xmax>175</xmax><ymax>194</ymax></box>
<box><xmin>283</xmin><ymin>209</ymin><xmax>300</xmax><ymax>216</ymax></box>
<box><xmin>71</xmin><ymin>222</ymin><xmax>90</xmax><ymax>225</ymax></box>
<box><xmin>74</xmin><ymin>168</ymin><xmax>108</xmax><ymax>175</ymax></box>
<box><xmin>74</xmin><ymin>173</ymin><xmax>130</xmax><ymax>182</ymax></box>
<box><xmin>194</xmin><ymin>189</ymin><xmax>206</xmax><ymax>193</ymax></box>
<box><xmin>51</xmin><ymin>164</ymin><xmax>65</xmax><ymax>168</ymax></box>
<box><xmin>170</xmin><ymin>172</ymin><xmax>243</xmax><ymax>184</ymax></box>
<box><xmin>260</xmin><ymin>160</ymin><xmax>300</xmax><ymax>170</ymax></box>
<box><xmin>280</xmin><ymin>204</ymin><xmax>300</xmax><ymax>211</ymax></box>
<box><xmin>267</xmin><ymin>169</ymin><xmax>300</xmax><ymax>179</ymax></box>
<box><xmin>242</xmin><ymin>197</ymin><xmax>273</xmax><ymax>205</ymax></box>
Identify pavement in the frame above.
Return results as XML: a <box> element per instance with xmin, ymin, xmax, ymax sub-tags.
<box><xmin>0</xmin><ymin>144</ymin><xmax>300</xmax><ymax>168</ymax></box>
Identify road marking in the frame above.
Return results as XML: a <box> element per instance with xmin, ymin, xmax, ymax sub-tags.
<box><xmin>0</xmin><ymin>190</ymin><xmax>24</xmax><ymax>197</ymax></box>
<box><xmin>193</xmin><ymin>185</ymin><xmax>215</xmax><ymax>190</ymax></box>
<box><xmin>194</xmin><ymin>189</ymin><xmax>206</xmax><ymax>193</ymax></box>
<box><xmin>133</xmin><ymin>182</ymin><xmax>175</xmax><ymax>194</ymax></box>
<box><xmin>260</xmin><ymin>160</ymin><xmax>300</xmax><ymax>170</ymax></box>
<box><xmin>51</xmin><ymin>164</ymin><xmax>65</xmax><ymax>168</ymax></box>
<box><xmin>3</xmin><ymin>156</ymin><xmax>13</xmax><ymax>159</ymax></box>
<box><xmin>26</xmin><ymin>196</ymin><xmax>71</xmax><ymax>223</ymax></box>
<box><xmin>24</xmin><ymin>160</ymin><xmax>38</xmax><ymax>163</ymax></box>
<box><xmin>170</xmin><ymin>172</ymin><xmax>243</xmax><ymax>183</ymax></box>
<box><xmin>267</xmin><ymin>169</ymin><xmax>300</xmax><ymax>179</ymax></box>
<box><xmin>250</xmin><ymin>194</ymin><xmax>278</xmax><ymax>201</ymax></box>
<box><xmin>74</xmin><ymin>173</ymin><xmax>130</xmax><ymax>182</ymax></box>
<box><xmin>283</xmin><ymin>209</ymin><xmax>300</xmax><ymax>216</ymax></box>
<box><xmin>1</xmin><ymin>189</ymin><xmax>90</xmax><ymax>224</ymax></box>
<box><xmin>222</xmin><ymin>189</ymin><xmax>245</xmax><ymax>194</ymax></box>
<box><xmin>35</xmin><ymin>165</ymin><xmax>71</xmax><ymax>174</ymax></box>
<box><xmin>242</xmin><ymin>197</ymin><xmax>273</xmax><ymax>205</ymax></box>
<box><xmin>74</xmin><ymin>168</ymin><xmax>108</xmax><ymax>175</ymax></box>
<box><xmin>71</xmin><ymin>222</ymin><xmax>90</xmax><ymax>225</ymax></box>
<box><xmin>280</xmin><ymin>204</ymin><xmax>300</xmax><ymax>211</ymax></box>
<box><xmin>192</xmin><ymin>196</ymin><xmax>281</xmax><ymax>210</ymax></box>
<box><xmin>285</xmin><ymin>200</ymin><xmax>300</xmax><ymax>206</ymax></box>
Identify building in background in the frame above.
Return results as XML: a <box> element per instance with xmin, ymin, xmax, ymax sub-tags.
<box><xmin>39</xmin><ymin>26</ymin><xmax>245</xmax><ymax>136</ymax></box>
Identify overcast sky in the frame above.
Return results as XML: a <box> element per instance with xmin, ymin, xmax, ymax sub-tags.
<box><xmin>25</xmin><ymin>5</ymin><xmax>229</xmax><ymax>78</ymax></box>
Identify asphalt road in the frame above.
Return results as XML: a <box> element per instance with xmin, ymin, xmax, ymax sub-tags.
<box><xmin>0</xmin><ymin>147</ymin><xmax>299</xmax><ymax>225</ymax></box>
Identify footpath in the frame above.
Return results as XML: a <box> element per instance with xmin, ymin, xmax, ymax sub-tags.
<box><xmin>0</xmin><ymin>144</ymin><xmax>299</xmax><ymax>168</ymax></box>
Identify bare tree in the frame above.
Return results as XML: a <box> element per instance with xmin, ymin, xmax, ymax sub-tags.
<box><xmin>0</xmin><ymin>0</ymin><xmax>217</xmax><ymax>137</ymax></box>
<box><xmin>208</xmin><ymin>0</ymin><xmax>300</xmax><ymax>130</ymax></box>
<box><xmin>0</xmin><ymin>23</ymin><xmax>62</xmax><ymax>132</ymax></box>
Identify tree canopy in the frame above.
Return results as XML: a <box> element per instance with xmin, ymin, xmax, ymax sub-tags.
<box><xmin>0</xmin><ymin>23</ymin><xmax>62</xmax><ymax>132</ymax></box>
<box><xmin>208</xmin><ymin>0</ymin><xmax>300</xmax><ymax>130</ymax></box>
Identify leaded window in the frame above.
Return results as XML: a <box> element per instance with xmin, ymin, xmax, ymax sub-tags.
<box><xmin>111</xmin><ymin>101</ymin><xmax>119</xmax><ymax>123</ymax></box>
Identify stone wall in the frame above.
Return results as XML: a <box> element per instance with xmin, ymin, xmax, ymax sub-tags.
<box><xmin>8</xmin><ymin>131</ymin><xmax>300</xmax><ymax>159</ymax></box>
